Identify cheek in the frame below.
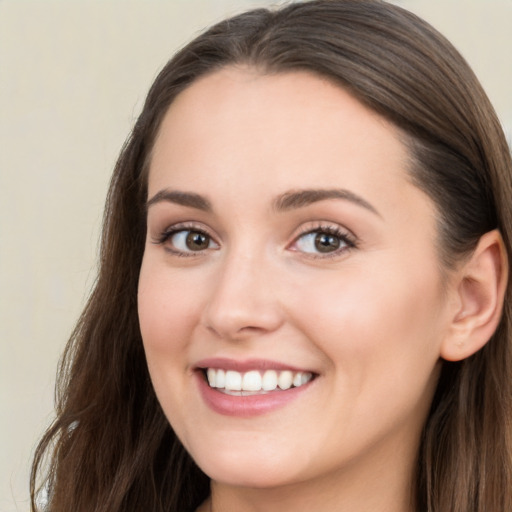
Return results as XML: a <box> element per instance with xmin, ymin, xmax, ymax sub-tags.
<box><xmin>292</xmin><ymin>259</ymin><xmax>445</xmax><ymax>395</ymax></box>
<box><xmin>137</xmin><ymin>259</ymin><xmax>201</xmax><ymax>355</ymax></box>
<box><xmin>297</xmin><ymin>266</ymin><xmax>444</xmax><ymax>454</ymax></box>
<box><xmin>137</xmin><ymin>257</ymin><xmax>208</xmax><ymax>428</ymax></box>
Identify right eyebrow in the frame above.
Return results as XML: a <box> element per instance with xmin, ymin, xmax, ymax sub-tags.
<box><xmin>273</xmin><ymin>188</ymin><xmax>381</xmax><ymax>217</ymax></box>
<box><xmin>145</xmin><ymin>189</ymin><xmax>212</xmax><ymax>212</ymax></box>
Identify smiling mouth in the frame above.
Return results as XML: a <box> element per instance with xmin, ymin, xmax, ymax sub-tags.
<box><xmin>201</xmin><ymin>368</ymin><xmax>315</xmax><ymax>395</ymax></box>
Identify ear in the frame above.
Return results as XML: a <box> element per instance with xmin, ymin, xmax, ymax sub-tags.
<box><xmin>441</xmin><ymin>229</ymin><xmax>509</xmax><ymax>362</ymax></box>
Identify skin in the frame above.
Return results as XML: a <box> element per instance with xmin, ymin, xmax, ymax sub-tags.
<box><xmin>138</xmin><ymin>67</ymin><xmax>459</xmax><ymax>512</ymax></box>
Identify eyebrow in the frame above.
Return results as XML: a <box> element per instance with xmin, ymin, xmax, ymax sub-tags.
<box><xmin>146</xmin><ymin>189</ymin><xmax>212</xmax><ymax>212</ymax></box>
<box><xmin>273</xmin><ymin>188</ymin><xmax>381</xmax><ymax>216</ymax></box>
<box><xmin>145</xmin><ymin>187</ymin><xmax>380</xmax><ymax>217</ymax></box>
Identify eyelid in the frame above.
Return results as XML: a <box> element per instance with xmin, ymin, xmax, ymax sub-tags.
<box><xmin>288</xmin><ymin>222</ymin><xmax>358</xmax><ymax>258</ymax></box>
<box><xmin>151</xmin><ymin>221</ymin><xmax>220</xmax><ymax>256</ymax></box>
<box><xmin>149</xmin><ymin>219</ymin><xmax>357</xmax><ymax>259</ymax></box>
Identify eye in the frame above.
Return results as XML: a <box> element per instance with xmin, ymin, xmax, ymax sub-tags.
<box><xmin>172</xmin><ymin>230</ymin><xmax>213</xmax><ymax>251</ymax></box>
<box><xmin>292</xmin><ymin>226</ymin><xmax>356</xmax><ymax>256</ymax></box>
<box><xmin>154</xmin><ymin>226</ymin><xmax>219</xmax><ymax>255</ymax></box>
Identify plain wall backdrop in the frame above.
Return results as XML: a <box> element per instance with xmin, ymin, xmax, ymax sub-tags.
<box><xmin>1</xmin><ymin>1</ymin><xmax>510</xmax><ymax>510</ymax></box>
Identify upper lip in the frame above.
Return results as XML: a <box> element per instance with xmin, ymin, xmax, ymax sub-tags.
<box><xmin>194</xmin><ymin>357</ymin><xmax>315</xmax><ymax>373</ymax></box>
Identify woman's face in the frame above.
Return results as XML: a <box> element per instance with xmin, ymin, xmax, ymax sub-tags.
<box><xmin>138</xmin><ymin>68</ymin><xmax>454</xmax><ymax>490</ymax></box>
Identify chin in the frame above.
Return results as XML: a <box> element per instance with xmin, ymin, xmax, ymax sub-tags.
<box><xmin>203</xmin><ymin>465</ymin><xmax>295</xmax><ymax>489</ymax></box>
<box><xmin>189</xmin><ymin>443</ymin><xmax>304</xmax><ymax>489</ymax></box>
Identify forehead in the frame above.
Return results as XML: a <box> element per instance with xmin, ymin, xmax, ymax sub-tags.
<box><xmin>153</xmin><ymin>67</ymin><xmax>399</xmax><ymax>158</ymax></box>
<box><xmin>148</xmin><ymin>67</ymin><xmax>424</xmax><ymax>217</ymax></box>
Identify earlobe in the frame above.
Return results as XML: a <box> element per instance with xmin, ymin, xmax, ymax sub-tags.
<box><xmin>441</xmin><ymin>229</ymin><xmax>509</xmax><ymax>362</ymax></box>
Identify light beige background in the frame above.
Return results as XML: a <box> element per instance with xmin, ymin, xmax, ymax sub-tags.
<box><xmin>1</xmin><ymin>1</ymin><xmax>510</xmax><ymax>510</ymax></box>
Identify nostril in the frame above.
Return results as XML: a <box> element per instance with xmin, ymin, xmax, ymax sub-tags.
<box><xmin>238</xmin><ymin>325</ymin><xmax>266</xmax><ymax>334</ymax></box>
<box><xmin>205</xmin><ymin>323</ymin><xmax>270</xmax><ymax>341</ymax></box>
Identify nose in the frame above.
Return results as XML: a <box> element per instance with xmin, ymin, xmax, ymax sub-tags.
<box><xmin>200</xmin><ymin>252</ymin><xmax>284</xmax><ymax>341</ymax></box>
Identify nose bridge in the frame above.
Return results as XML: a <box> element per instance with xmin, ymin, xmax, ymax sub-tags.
<box><xmin>201</xmin><ymin>244</ymin><xmax>283</xmax><ymax>339</ymax></box>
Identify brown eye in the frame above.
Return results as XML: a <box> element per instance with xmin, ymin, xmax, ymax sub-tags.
<box><xmin>293</xmin><ymin>227</ymin><xmax>354</xmax><ymax>257</ymax></box>
<box><xmin>185</xmin><ymin>231</ymin><xmax>210</xmax><ymax>251</ymax></box>
<box><xmin>314</xmin><ymin>233</ymin><xmax>341</xmax><ymax>253</ymax></box>
<box><xmin>163</xmin><ymin>229</ymin><xmax>218</xmax><ymax>254</ymax></box>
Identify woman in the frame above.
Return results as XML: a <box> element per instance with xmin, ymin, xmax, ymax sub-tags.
<box><xmin>31</xmin><ymin>1</ymin><xmax>512</xmax><ymax>511</ymax></box>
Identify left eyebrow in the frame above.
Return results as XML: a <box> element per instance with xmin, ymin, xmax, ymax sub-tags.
<box><xmin>145</xmin><ymin>189</ymin><xmax>212</xmax><ymax>212</ymax></box>
<box><xmin>273</xmin><ymin>188</ymin><xmax>381</xmax><ymax>217</ymax></box>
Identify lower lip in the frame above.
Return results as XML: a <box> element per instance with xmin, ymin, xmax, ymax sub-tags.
<box><xmin>195</xmin><ymin>372</ymin><xmax>314</xmax><ymax>417</ymax></box>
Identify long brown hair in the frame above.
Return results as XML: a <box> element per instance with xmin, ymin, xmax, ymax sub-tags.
<box><xmin>31</xmin><ymin>1</ymin><xmax>512</xmax><ymax>510</ymax></box>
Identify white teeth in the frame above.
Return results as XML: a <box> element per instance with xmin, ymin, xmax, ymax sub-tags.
<box><xmin>205</xmin><ymin>368</ymin><xmax>313</xmax><ymax>392</ymax></box>
<box><xmin>207</xmin><ymin>368</ymin><xmax>216</xmax><ymax>387</ymax></box>
<box><xmin>278</xmin><ymin>370</ymin><xmax>293</xmax><ymax>390</ymax></box>
<box><xmin>242</xmin><ymin>371</ymin><xmax>262</xmax><ymax>391</ymax></box>
<box><xmin>262</xmin><ymin>370</ymin><xmax>278</xmax><ymax>391</ymax></box>
<box><xmin>216</xmin><ymin>369</ymin><xmax>225</xmax><ymax>388</ymax></box>
<box><xmin>225</xmin><ymin>370</ymin><xmax>242</xmax><ymax>391</ymax></box>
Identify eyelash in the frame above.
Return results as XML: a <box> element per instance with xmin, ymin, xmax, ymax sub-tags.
<box><xmin>152</xmin><ymin>222</ymin><xmax>357</xmax><ymax>259</ymax></box>
<box><xmin>152</xmin><ymin>223</ymin><xmax>218</xmax><ymax>257</ymax></box>
<box><xmin>290</xmin><ymin>223</ymin><xmax>357</xmax><ymax>259</ymax></box>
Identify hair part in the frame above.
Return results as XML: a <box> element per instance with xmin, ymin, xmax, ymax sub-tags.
<box><xmin>32</xmin><ymin>1</ymin><xmax>512</xmax><ymax>511</ymax></box>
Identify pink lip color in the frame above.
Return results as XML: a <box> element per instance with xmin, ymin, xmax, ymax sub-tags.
<box><xmin>194</xmin><ymin>360</ymin><xmax>315</xmax><ymax>418</ymax></box>
<box><xmin>196</xmin><ymin>374</ymin><xmax>312</xmax><ymax>417</ymax></box>
<box><xmin>195</xmin><ymin>357</ymin><xmax>308</xmax><ymax>373</ymax></box>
